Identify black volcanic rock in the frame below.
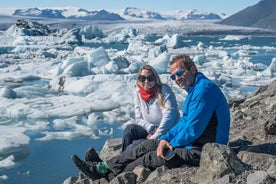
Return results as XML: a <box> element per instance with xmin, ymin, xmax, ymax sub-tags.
<box><xmin>218</xmin><ymin>0</ymin><xmax>276</xmax><ymax>31</ymax></box>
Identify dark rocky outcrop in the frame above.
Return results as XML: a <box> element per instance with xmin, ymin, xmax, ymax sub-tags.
<box><xmin>218</xmin><ymin>0</ymin><xmax>276</xmax><ymax>31</ymax></box>
<box><xmin>64</xmin><ymin>80</ymin><xmax>276</xmax><ymax>184</ymax></box>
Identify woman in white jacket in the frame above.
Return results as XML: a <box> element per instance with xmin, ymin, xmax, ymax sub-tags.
<box><xmin>122</xmin><ymin>65</ymin><xmax>179</xmax><ymax>151</ymax></box>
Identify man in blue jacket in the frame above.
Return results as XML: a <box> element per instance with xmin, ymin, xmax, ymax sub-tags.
<box><xmin>71</xmin><ymin>54</ymin><xmax>231</xmax><ymax>181</ymax></box>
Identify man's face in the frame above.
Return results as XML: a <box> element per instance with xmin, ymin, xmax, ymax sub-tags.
<box><xmin>169</xmin><ymin>61</ymin><xmax>195</xmax><ymax>91</ymax></box>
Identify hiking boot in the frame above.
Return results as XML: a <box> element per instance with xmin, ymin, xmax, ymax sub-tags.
<box><xmin>85</xmin><ymin>147</ymin><xmax>102</xmax><ymax>162</ymax></box>
<box><xmin>71</xmin><ymin>154</ymin><xmax>101</xmax><ymax>180</ymax></box>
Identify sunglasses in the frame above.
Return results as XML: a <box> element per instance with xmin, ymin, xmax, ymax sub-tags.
<box><xmin>170</xmin><ymin>69</ymin><xmax>185</xmax><ymax>80</ymax></box>
<box><xmin>138</xmin><ymin>75</ymin><xmax>155</xmax><ymax>82</ymax></box>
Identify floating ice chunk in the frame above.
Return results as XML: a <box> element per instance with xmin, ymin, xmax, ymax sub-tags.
<box><xmin>194</xmin><ymin>55</ymin><xmax>206</xmax><ymax>65</ymax></box>
<box><xmin>0</xmin><ymin>175</ymin><xmax>8</xmax><ymax>180</ymax></box>
<box><xmin>62</xmin><ymin>60</ymin><xmax>90</xmax><ymax>77</ymax></box>
<box><xmin>61</xmin><ymin>28</ymin><xmax>82</xmax><ymax>45</ymax></box>
<box><xmin>87</xmin><ymin>46</ymin><xmax>110</xmax><ymax>67</ymax></box>
<box><xmin>23</xmin><ymin>121</ymin><xmax>49</xmax><ymax>133</ymax></box>
<box><xmin>62</xmin><ymin>77</ymin><xmax>97</xmax><ymax>95</ymax></box>
<box><xmin>0</xmin><ymin>155</ymin><xmax>15</xmax><ymax>168</ymax></box>
<box><xmin>61</xmin><ymin>57</ymin><xmax>85</xmax><ymax>70</ymax></box>
<box><xmin>79</xmin><ymin>25</ymin><xmax>104</xmax><ymax>40</ymax></box>
<box><xmin>36</xmin><ymin>131</ymin><xmax>90</xmax><ymax>141</ymax></box>
<box><xmin>261</xmin><ymin>57</ymin><xmax>276</xmax><ymax>77</ymax></box>
<box><xmin>123</xmin><ymin>61</ymin><xmax>144</xmax><ymax>73</ymax></box>
<box><xmin>197</xmin><ymin>41</ymin><xmax>207</xmax><ymax>50</ymax></box>
<box><xmin>87</xmin><ymin>113</ymin><xmax>99</xmax><ymax>128</ymax></box>
<box><xmin>155</xmin><ymin>34</ymin><xmax>182</xmax><ymax>49</ymax></box>
<box><xmin>127</xmin><ymin>40</ymin><xmax>151</xmax><ymax>54</ymax></box>
<box><xmin>233</xmin><ymin>49</ymin><xmax>257</xmax><ymax>57</ymax></box>
<box><xmin>148</xmin><ymin>44</ymin><xmax>167</xmax><ymax>59</ymax></box>
<box><xmin>14</xmin><ymin>86</ymin><xmax>56</xmax><ymax>98</ymax></box>
<box><xmin>148</xmin><ymin>52</ymin><xmax>171</xmax><ymax>73</ymax></box>
<box><xmin>113</xmin><ymin>56</ymin><xmax>130</xmax><ymax>69</ymax></box>
<box><xmin>59</xmin><ymin>56</ymin><xmax>90</xmax><ymax>77</ymax></box>
<box><xmin>0</xmin><ymin>87</ymin><xmax>17</xmax><ymax>99</ymax></box>
<box><xmin>104</xmin><ymin>61</ymin><xmax>119</xmax><ymax>74</ymax></box>
<box><xmin>205</xmin><ymin>49</ymin><xmax>228</xmax><ymax>58</ymax></box>
<box><xmin>5</xmin><ymin>20</ymin><xmax>51</xmax><ymax>37</ymax></box>
<box><xmin>52</xmin><ymin>116</ymin><xmax>79</xmax><ymax>131</ymax></box>
<box><xmin>105</xmin><ymin>27</ymin><xmax>138</xmax><ymax>43</ymax></box>
<box><xmin>12</xmin><ymin>36</ymin><xmax>29</xmax><ymax>46</ymax></box>
<box><xmin>221</xmin><ymin>35</ymin><xmax>251</xmax><ymax>41</ymax></box>
<box><xmin>0</xmin><ymin>126</ymin><xmax>30</xmax><ymax>157</ymax></box>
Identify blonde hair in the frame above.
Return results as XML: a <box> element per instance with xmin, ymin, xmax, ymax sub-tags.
<box><xmin>136</xmin><ymin>65</ymin><xmax>167</xmax><ymax>108</ymax></box>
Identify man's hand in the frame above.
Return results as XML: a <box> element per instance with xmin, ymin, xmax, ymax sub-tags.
<box><xmin>157</xmin><ymin>139</ymin><xmax>173</xmax><ymax>160</ymax></box>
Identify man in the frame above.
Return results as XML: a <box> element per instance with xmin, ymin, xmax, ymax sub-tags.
<box><xmin>71</xmin><ymin>54</ymin><xmax>230</xmax><ymax>181</ymax></box>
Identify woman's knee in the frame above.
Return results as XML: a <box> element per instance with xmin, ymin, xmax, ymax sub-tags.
<box><xmin>125</xmin><ymin>124</ymin><xmax>137</xmax><ymax>131</ymax></box>
<box><xmin>124</xmin><ymin>124</ymin><xmax>137</xmax><ymax>135</ymax></box>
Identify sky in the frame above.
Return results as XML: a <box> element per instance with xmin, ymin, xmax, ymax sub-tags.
<box><xmin>0</xmin><ymin>0</ymin><xmax>261</xmax><ymax>14</ymax></box>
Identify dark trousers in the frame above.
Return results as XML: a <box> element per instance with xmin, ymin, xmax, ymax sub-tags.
<box><xmin>122</xmin><ymin>124</ymin><xmax>148</xmax><ymax>151</ymax></box>
<box><xmin>106</xmin><ymin>139</ymin><xmax>201</xmax><ymax>179</ymax></box>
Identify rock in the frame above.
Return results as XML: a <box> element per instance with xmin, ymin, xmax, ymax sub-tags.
<box><xmin>99</xmin><ymin>138</ymin><xmax>122</xmax><ymax>161</ymax></box>
<box><xmin>267</xmin><ymin>159</ymin><xmax>276</xmax><ymax>179</ymax></box>
<box><xmin>264</xmin><ymin>120</ymin><xmax>276</xmax><ymax>135</ymax></box>
<box><xmin>237</xmin><ymin>151</ymin><xmax>276</xmax><ymax>170</ymax></box>
<box><xmin>132</xmin><ymin>165</ymin><xmax>151</xmax><ymax>183</ymax></box>
<box><xmin>193</xmin><ymin>143</ymin><xmax>247</xmax><ymax>184</ymax></box>
<box><xmin>213</xmin><ymin>174</ymin><xmax>232</xmax><ymax>184</ymax></box>
<box><xmin>246</xmin><ymin>170</ymin><xmax>274</xmax><ymax>184</ymax></box>
<box><xmin>110</xmin><ymin>172</ymin><xmax>136</xmax><ymax>184</ymax></box>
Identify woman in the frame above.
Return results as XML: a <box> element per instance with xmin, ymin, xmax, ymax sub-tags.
<box><xmin>122</xmin><ymin>65</ymin><xmax>179</xmax><ymax>151</ymax></box>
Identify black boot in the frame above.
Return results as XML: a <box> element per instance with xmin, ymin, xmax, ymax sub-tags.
<box><xmin>71</xmin><ymin>154</ymin><xmax>101</xmax><ymax>180</ymax></box>
<box><xmin>85</xmin><ymin>147</ymin><xmax>102</xmax><ymax>162</ymax></box>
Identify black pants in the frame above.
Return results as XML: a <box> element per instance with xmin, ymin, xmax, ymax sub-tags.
<box><xmin>122</xmin><ymin>124</ymin><xmax>148</xmax><ymax>151</ymax></box>
<box><xmin>106</xmin><ymin>139</ymin><xmax>201</xmax><ymax>179</ymax></box>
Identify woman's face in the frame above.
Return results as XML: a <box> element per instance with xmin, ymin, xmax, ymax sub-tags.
<box><xmin>137</xmin><ymin>69</ymin><xmax>156</xmax><ymax>90</ymax></box>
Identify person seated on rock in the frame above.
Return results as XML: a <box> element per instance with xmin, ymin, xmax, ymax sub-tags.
<box><xmin>71</xmin><ymin>54</ymin><xmax>231</xmax><ymax>182</ymax></box>
<box><xmin>122</xmin><ymin>64</ymin><xmax>179</xmax><ymax>151</ymax></box>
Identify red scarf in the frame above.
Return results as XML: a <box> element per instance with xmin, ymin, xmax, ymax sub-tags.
<box><xmin>139</xmin><ymin>86</ymin><xmax>157</xmax><ymax>101</ymax></box>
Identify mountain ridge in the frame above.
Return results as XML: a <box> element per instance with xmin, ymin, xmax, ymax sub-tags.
<box><xmin>9</xmin><ymin>7</ymin><xmax>226</xmax><ymax>21</ymax></box>
<box><xmin>218</xmin><ymin>0</ymin><xmax>276</xmax><ymax>31</ymax></box>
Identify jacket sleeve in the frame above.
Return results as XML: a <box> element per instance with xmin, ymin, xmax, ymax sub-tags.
<box><xmin>159</xmin><ymin>82</ymin><xmax>218</xmax><ymax>147</ymax></box>
<box><xmin>133</xmin><ymin>89</ymin><xmax>154</xmax><ymax>132</ymax></box>
<box><xmin>150</xmin><ymin>86</ymin><xmax>179</xmax><ymax>139</ymax></box>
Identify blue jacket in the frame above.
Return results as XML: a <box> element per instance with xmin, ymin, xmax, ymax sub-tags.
<box><xmin>159</xmin><ymin>72</ymin><xmax>230</xmax><ymax>149</ymax></box>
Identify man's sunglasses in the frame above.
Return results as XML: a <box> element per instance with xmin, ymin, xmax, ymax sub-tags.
<box><xmin>138</xmin><ymin>75</ymin><xmax>155</xmax><ymax>82</ymax></box>
<box><xmin>170</xmin><ymin>69</ymin><xmax>185</xmax><ymax>80</ymax></box>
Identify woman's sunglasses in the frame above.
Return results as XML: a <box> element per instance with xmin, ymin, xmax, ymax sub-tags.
<box><xmin>170</xmin><ymin>69</ymin><xmax>185</xmax><ymax>80</ymax></box>
<box><xmin>138</xmin><ymin>75</ymin><xmax>155</xmax><ymax>82</ymax></box>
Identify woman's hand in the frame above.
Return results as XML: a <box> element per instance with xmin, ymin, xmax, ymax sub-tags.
<box><xmin>146</xmin><ymin>127</ymin><xmax>157</xmax><ymax>139</ymax></box>
<box><xmin>157</xmin><ymin>139</ymin><xmax>173</xmax><ymax>160</ymax></box>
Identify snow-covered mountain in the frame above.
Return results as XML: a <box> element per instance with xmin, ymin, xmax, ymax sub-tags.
<box><xmin>13</xmin><ymin>7</ymin><xmax>65</xmax><ymax>18</ymax></box>
<box><xmin>9</xmin><ymin>7</ymin><xmax>226</xmax><ymax>21</ymax></box>
<box><xmin>180</xmin><ymin>9</ymin><xmax>226</xmax><ymax>20</ymax></box>
<box><xmin>13</xmin><ymin>7</ymin><xmax>125</xmax><ymax>20</ymax></box>
<box><xmin>123</xmin><ymin>7</ymin><xmax>165</xmax><ymax>20</ymax></box>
